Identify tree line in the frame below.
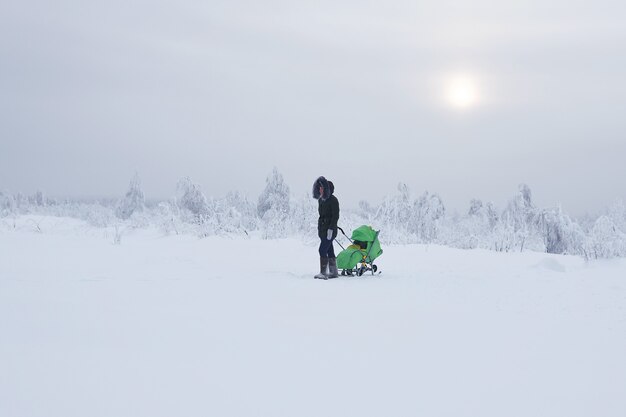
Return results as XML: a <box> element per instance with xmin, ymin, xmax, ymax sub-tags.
<box><xmin>1</xmin><ymin>169</ymin><xmax>625</xmax><ymax>259</ymax></box>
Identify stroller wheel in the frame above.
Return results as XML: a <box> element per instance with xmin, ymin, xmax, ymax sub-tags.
<box><xmin>372</xmin><ymin>264</ymin><xmax>378</xmax><ymax>273</ymax></box>
<box><xmin>357</xmin><ymin>266</ymin><xmax>366</xmax><ymax>276</ymax></box>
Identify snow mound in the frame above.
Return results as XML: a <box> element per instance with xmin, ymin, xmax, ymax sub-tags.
<box><xmin>532</xmin><ymin>257</ymin><xmax>567</xmax><ymax>272</ymax></box>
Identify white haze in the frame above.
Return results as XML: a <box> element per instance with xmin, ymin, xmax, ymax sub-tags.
<box><xmin>1</xmin><ymin>0</ymin><xmax>626</xmax><ymax>215</ymax></box>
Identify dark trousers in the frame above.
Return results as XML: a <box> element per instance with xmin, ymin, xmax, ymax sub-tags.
<box><xmin>319</xmin><ymin>237</ymin><xmax>336</xmax><ymax>258</ymax></box>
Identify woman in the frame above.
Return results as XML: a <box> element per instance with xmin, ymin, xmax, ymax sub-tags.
<box><xmin>312</xmin><ymin>176</ymin><xmax>340</xmax><ymax>278</ymax></box>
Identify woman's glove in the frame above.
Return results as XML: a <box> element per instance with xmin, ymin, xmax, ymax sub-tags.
<box><xmin>327</xmin><ymin>229</ymin><xmax>334</xmax><ymax>240</ymax></box>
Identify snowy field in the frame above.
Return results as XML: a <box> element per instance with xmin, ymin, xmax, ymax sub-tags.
<box><xmin>1</xmin><ymin>216</ymin><xmax>626</xmax><ymax>417</ymax></box>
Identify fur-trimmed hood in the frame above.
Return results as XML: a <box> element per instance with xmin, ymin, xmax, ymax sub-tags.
<box><xmin>312</xmin><ymin>176</ymin><xmax>334</xmax><ymax>200</ymax></box>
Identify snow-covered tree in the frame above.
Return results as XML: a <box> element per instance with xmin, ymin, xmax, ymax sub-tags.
<box><xmin>289</xmin><ymin>193</ymin><xmax>318</xmax><ymax>239</ymax></box>
<box><xmin>29</xmin><ymin>190</ymin><xmax>46</xmax><ymax>207</ymax></box>
<box><xmin>501</xmin><ymin>184</ymin><xmax>541</xmax><ymax>251</ymax></box>
<box><xmin>358</xmin><ymin>200</ymin><xmax>376</xmax><ymax>222</ymax></box>
<box><xmin>115</xmin><ymin>173</ymin><xmax>145</xmax><ymax>220</ymax></box>
<box><xmin>505</xmin><ymin>184</ymin><xmax>535</xmax><ymax>228</ymax></box>
<box><xmin>607</xmin><ymin>199</ymin><xmax>626</xmax><ymax>233</ymax></box>
<box><xmin>257</xmin><ymin>168</ymin><xmax>290</xmax><ymax>239</ymax></box>
<box><xmin>485</xmin><ymin>202</ymin><xmax>499</xmax><ymax>230</ymax></box>
<box><xmin>214</xmin><ymin>191</ymin><xmax>258</xmax><ymax>234</ymax></box>
<box><xmin>14</xmin><ymin>193</ymin><xmax>27</xmax><ymax>214</ymax></box>
<box><xmin>373</xmin><ymin>183</ymin><xmax>418</xmax><ymax>243</ymax></box>
<box><xmin>0</xmin><ymin>192</ymin><xmax>16</xmax><ymax>218</ymax></box>
<box><xmin>413</xmin><ymin>191</ymin><xmax>445</xmax><ymax>243</ymax></box>
<box><xmin>536</xmin><ymin>206</ymin><xmax>586</xmax><ymax>255</ymax></box>
<box><xmin>257</xmin><ymin>168</ymin><xmax>290</xmax><ymax>218</ymax></box>
<box><xmin>177</xmin><ymin>176</ymin><xmax>211</xmax><ymax>223</ymax></box>
<box><xmin>468</xmin><ymin>198</ymin><xmax>483</xmax><ymax>217</ymax></box>
<box><xmin>157</xmin><ymin>200</ymin><xmax>181</xmax><ymax>235</ymax></box>
<box><xmin>445</xmin><ymin>198</ymin><xmax>498</xmax><ymax>249</ymax></box>
<box><xmin>588</xmin><ymin>215</ymin><xmax>626</xmax><ymax>259</ymax></box>
<box><xmin>492</xmin><ymin>220</ymin><xmax>515</xmax><ymax>252</ymax></box>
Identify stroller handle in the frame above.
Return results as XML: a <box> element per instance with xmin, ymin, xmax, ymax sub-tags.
<box><xmin>337</xmin><ymin>226</ymin><xmax>353</xmax><ymax>242</ymax></box>
<box><xmin>333</xmin><ymin>226</ymin><xmax>352</xmax><ymax>251</ymax></box>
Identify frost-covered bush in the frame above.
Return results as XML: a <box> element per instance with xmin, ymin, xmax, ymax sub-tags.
<box><xmin>115</xmin><ymin>173</ymin><xmax>145</xmax><ymax>220</ymax></box>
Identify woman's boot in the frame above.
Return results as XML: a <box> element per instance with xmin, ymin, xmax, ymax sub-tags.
<box><xmin>327</xmin><ymin>257</ymin><xmax>339</xmax><ymax>278</ymax></box>
<box><xmin>314</xmin><ymin>257</ymin><xmax>329</xmax><ymax>279</ymax></box>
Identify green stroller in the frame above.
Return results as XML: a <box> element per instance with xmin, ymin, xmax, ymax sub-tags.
<box><xmin>335</xmin><ymin>225</ymin><xmax>383</xmax><ymax>276</ymax></box>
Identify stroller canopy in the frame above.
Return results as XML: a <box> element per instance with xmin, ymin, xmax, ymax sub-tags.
<box><xmin>351</xmin><ymin>225</ymin><xmax>379</xmax><ymax>243</ymax></box>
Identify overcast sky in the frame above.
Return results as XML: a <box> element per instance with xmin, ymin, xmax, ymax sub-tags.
<box><xmin>1</xmin><ymin>0</ymin><xmax>625</xmax><ymax>215</ymax></box>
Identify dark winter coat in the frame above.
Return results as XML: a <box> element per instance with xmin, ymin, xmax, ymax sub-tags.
<box><xmin>312</xmin><ymin>176</ymin><xmax>340</xmax><ymax>239</ymax></box>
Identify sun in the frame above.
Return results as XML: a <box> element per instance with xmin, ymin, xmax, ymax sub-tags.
<box><xmin>445</xmin><ymin>74</ymin><xmax>479</xmax><ymax>109</ymax></box>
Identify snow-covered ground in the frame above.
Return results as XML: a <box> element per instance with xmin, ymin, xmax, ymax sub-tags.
<box><xmin>1</xmin><ymin>216</ymin><xmax>625</xmax><ymax>417</ymax></box>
